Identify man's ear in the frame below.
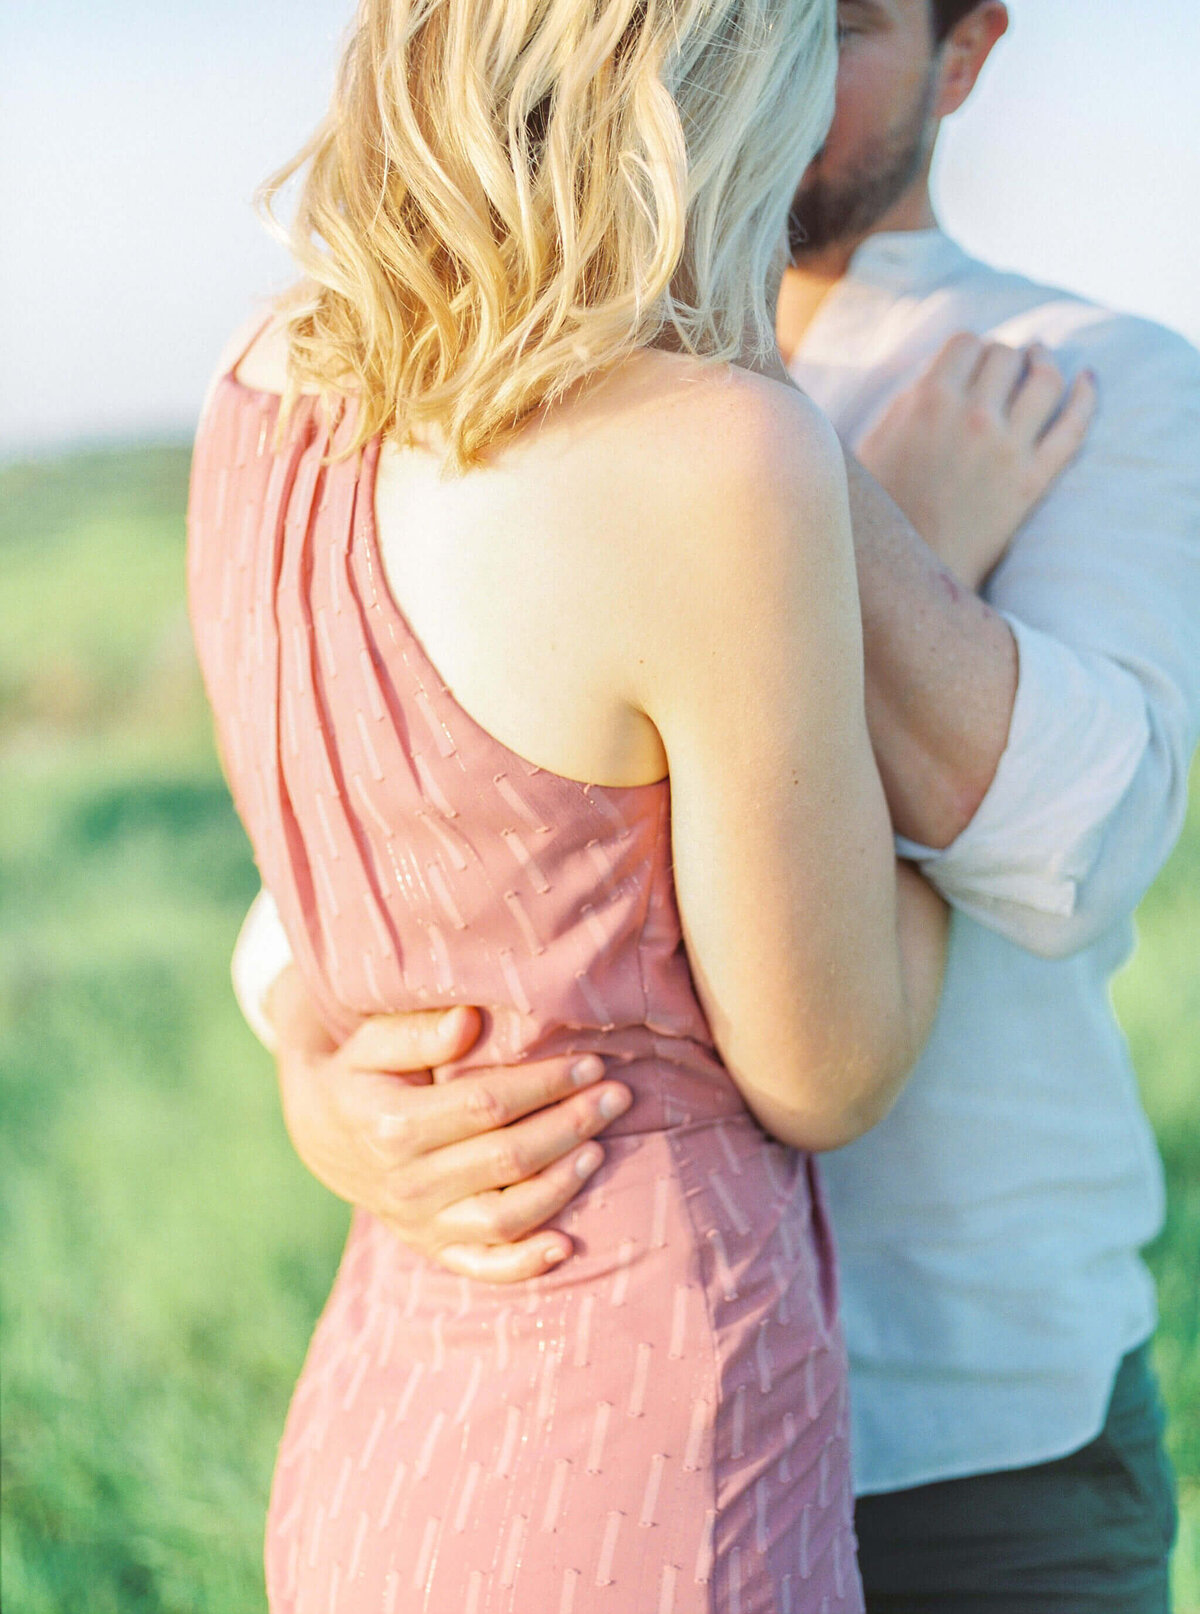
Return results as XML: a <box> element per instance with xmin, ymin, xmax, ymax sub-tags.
<box><xmin>934</xmin><ymin>2</ymin><xmax>1009</xmax><ymax>119</ymax></box>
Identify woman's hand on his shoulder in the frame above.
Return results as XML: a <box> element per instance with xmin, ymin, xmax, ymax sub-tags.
<box><xmin>855</xmin><ymin>332</ymin><xmax>1097</xmax><ymax>590</ymax></box>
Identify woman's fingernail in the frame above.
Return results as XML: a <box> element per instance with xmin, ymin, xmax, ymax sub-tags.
<box><xmin>571</xmin><ymin>1054</ymin><xmax>604</xmax><ymax>1086</ymax></box>
<box><xmin>543</xmin><ymin>1244</ymin><xmax>569</xmax><ymax>1266</ymax></box>
<box><xmin>575</xmin><ymin>1145</ymin><xmax>603</xmax><ymax>1179</ymax></box>
<box><xmin>599</xmin><ymin>1088</ymin><xmax>629</xmax><ymax>1120</ymax></box>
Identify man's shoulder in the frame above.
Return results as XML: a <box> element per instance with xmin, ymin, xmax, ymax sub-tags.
<box><xmin>950</xmin><ymin>250</ymin><xmax>1200</xmax><ymax>387</ymax></box>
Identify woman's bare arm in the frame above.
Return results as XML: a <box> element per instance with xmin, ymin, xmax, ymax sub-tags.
<box><xmin>850</xmin><ymin>335</ymin><xmax>1095</xmax><ymax>847</ymax></box>
<box><xmin>627</xmin><ymin>368</ymin><xmax>947</xmax><ymax>1150</ymax></box>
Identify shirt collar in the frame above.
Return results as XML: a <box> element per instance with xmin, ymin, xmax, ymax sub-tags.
<box><xmin>788</xmin><ymin>227</ymin><xmax>972</xmax><ymax>369</ymax></box>
<box><xmin>842</xmin><ymin>226</ymin><xmax>970</xmax><ymax>294</ymax></box>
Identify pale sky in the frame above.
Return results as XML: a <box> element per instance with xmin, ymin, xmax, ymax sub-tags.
<box><xmin>3</xmin><ymin>0</ymin><xmax>1198</xmax><ymax>456</ymax></box>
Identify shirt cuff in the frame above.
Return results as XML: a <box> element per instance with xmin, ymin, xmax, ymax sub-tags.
<box><xmin>895</xmin><ymin>614</ymin><xmax>1150</xmax><ymax>918</ymax></box>
<box><xmin>230</xmin><ymin>889</ymin><xmax>295</xmax><ymax>1053</ymax></box>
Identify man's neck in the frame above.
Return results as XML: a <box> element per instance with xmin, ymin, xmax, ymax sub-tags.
<box><xmin>777</xmin><ymin>186</ymin><xmax>939</xmax><ymax>364</ymax></box>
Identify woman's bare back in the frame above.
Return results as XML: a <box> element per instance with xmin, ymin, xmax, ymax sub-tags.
<box><xmin>236</xmin><ymin>321</ymin><xmax>803</xmax><ymax>790</ymax></box>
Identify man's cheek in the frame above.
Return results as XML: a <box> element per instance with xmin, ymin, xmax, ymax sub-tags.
<box><xmin>823</xmin><ymin>63</ymin><xmax>884</xmax><ymax>170</ymax></box>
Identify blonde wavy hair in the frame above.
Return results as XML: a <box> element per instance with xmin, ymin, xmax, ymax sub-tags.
<box><xmin>259</xmin><ymin>0</ymin><xmax>836</xmax><ymax>468</ymax></box>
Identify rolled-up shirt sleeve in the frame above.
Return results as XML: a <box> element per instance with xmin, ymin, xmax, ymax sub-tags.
<box><xmin>896</xmin><ymin>315</ymin><xmax>1200</xmax><ymax>958</ymax></box>
<box><xmin>231</xmin><ymin>887</ymin><xmax>295</xmax><ymax>1052</ymax></box>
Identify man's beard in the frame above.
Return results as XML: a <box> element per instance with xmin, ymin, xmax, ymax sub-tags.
<box><xmin>788</xmin><ymin>72</ymin><xmax>938</xmax><ymax>260</ymax></box>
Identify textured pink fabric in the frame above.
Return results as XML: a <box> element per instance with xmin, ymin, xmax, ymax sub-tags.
<box><xmin>187</xmin><ymin>368</ymin><xmax>863</xmax><ymax>1614</ymax></box>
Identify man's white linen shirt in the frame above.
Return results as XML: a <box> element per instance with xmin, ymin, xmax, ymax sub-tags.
<box><xmin>788</xmin><ymin>228</ymin><xmax>1200</xmax><ymax>1494</ymax></box>
<box><xmin>230</xmin><ymin>227</ymin><xmax>1200</xmax><ymax>1497</ymax></box>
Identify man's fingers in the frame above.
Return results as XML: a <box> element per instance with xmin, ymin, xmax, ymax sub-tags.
<box><xmin>343</xmin><ymin>1004</ymin><xmax>482</xmax><ymax>1078</ymax></box>
<box><xmin>433</xmin><ymin>1233</ymin><xmax>574</xmax><ymax>1284</ymax></box>
<box><xmin>1033</xmin><ymin>369</ymin><xmax>1097</xmax><ymax>485</ymax></box>
<box><xmin>396</xmin><ymin>1079</ymin><xmax>632</xmax><ymax>1203</ymax></box>
<box><xmin>370</xmin><ymin>1052</ymin><xmax>614</xmax><ymax>1156</ymax></box>
<box><xmin>435</xmin><ymin>1142</ymin><xmax>605</xmax><ymax>1247</ymax></box>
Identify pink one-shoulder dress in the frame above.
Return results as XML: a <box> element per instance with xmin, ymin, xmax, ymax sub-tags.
<box><xmin>187</xmin><ymin>360</ymin><xmax>862</xmax><ymax>1614</ymax></box>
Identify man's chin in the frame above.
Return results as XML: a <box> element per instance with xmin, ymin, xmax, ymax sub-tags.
<box><xmin>787</xmin><ymin>201</ymin><xmax>852</xmax><ymax>262</ymax></box>
<box><xmin>789</xmin><ymin>135</ymin><xmax>932</xmax><ymax>262</ymax></box>
<box><xmin>789</xmin><ymin>236</ymin><xmax>842</xmax><ymax>264</ymax></box>
<box><xmin>786</xmin><ymin>172</ymin><xmax>870</xmax><ymax>259</ymax></box>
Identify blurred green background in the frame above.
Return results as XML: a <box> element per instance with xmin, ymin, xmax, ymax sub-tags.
<box><xmin>1</xmin><ymin>444</ymin><xmax>1197</xmax><ymax>1612</ymax></box>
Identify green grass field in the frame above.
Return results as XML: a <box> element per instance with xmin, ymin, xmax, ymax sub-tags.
<box><xmin>2</xmin><ymin>445</ymin><xmax>1197</xmax><ymax>1612</ymax></box>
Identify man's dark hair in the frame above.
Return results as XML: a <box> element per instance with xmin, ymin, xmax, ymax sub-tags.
<box><xmin>931</xmin><ymin>0</ymin><xmax>982</xmax><ymax>41</ymax></box>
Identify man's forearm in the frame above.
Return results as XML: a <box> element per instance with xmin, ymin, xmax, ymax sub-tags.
<box><xmin>845</xmin><ymin>452</ymin><xmax>1018</xmax><ymax>849</ymax></box>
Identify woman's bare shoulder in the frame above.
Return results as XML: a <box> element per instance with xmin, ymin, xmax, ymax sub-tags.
<box><xmin>226</xmin><ymin>309</ymin><xmax>293</xmax><ymax>395</ymax></box>
<box><xmin>590</xmin><ymin>350</ymin><xmax>847</xmax><ymax>563</ymax></box>
<box><xmin>581</xmin><ymin>347</ymin><xmax>836</xmax><ymax>466</ymax></box>
<box><xmin>506</xmin><ymin>348</ymin><xmax>843</xmax><ymax>584</ymax></box>
<box><xmin>567</xmin><ymin>350</ymin><xmax>854</xmax><ymax>725</ymax></box>
<box><xmin>197</xmin><ymin>306</ymin><xmax>292</xmax><ymax>422</ymax></box>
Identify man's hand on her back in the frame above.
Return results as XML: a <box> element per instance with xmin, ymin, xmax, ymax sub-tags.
<box><xmin>264</xmin><ymin>967</ymin><xmax>633</xmax><ymax>1282</ymax></box>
